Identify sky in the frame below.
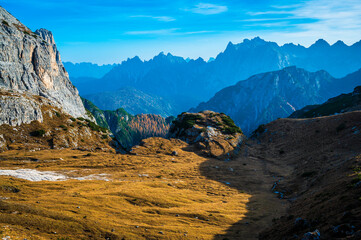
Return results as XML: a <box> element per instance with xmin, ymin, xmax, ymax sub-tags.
<box><xmin>1</xmin><ymin>0</ymin><xmax>361</xmax><ymax>64</ymax></box>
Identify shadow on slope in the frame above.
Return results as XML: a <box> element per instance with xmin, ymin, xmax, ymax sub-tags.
<box><xmin>196</xmin><ymin>111</ymin><xmax>361</xmax><ymax>239</ymax></box>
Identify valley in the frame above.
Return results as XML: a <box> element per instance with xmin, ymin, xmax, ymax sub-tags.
<box><xmin>1</xmin><ymin>110</ymin><xmax>360</xmax><ymax>239</ymax></box>
<box><xmin>0</xmin><ymin>3</ymin><xmax>360</xmax><ymax>240</ymax></box>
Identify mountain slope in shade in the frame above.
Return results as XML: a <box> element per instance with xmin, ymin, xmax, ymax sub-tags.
<box><xmin>289</xmin><ymin>86</ymin><xmax>361</xmax><ymax>118</ymax></box>
<box><xmin>63</xmin><ymin>62</ymin><xmax>118</xmax><ymax>79</ymax></box>
<box><xmin>191</xmin><ymin>67</ymin><xmax>361</xmax><ymax>135</ymax></box>
<box><xmin>84</xmin><ymin>87</ymin><xmax>175</xmax><ymax>117</ymax></box>
<box><xmin>72</xmin><ymin>38</ymin><xmax>361</xmax><ymax>112</ymax></box>
<box><xmin>82</xmin><ymin>98</ymin><xmax>173</xmax><ymax>149</ymax></box>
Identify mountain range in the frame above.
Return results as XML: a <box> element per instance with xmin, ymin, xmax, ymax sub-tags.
<box><xmin>69</xmin><ymin>37</ymin><xmax>361</xmax><ymax>114</ymax></box>
<box><xmin>83</xmin><ymin>87</ymin><xmax>175</xmax><ymax>117</ymax></box>
<box><xmin>191</xmin><ymin>66</ymin><xmax>361</xmax><ymax>135</ymax></box>
<box><xmin>63</xmin><ymin>62</ymin><xmax>118</xmax><ymax>79</ymax></box>
<box><xmin>0</xmin><ymin>5</ymin><xmax>361</xmax><ymax>240</ymax></box>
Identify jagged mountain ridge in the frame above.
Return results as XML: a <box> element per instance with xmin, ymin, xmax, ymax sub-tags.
<box><xmin>63</xmin><ymin>62</ymin><xmax>118</xmax><ymax>79</ymax></box>
<box><xmin>0</xmin><ymin>7</ymin><xmax>87</xmax><ymax>126</ymax></box>
<box><xmin>71</xmin><ymin>37</ymin><xmax>361</xmax><ymax>113</ymax></box>
<box><xmin>191</xmin><ymin>67</ymin><xmax>361</xmax><ymax>135</ymax></box>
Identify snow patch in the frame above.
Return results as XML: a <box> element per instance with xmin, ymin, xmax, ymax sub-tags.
<box><xmin>0</xmin><ymin>169</ymin><xmax>109</xmax><ymax>182</ymax></box>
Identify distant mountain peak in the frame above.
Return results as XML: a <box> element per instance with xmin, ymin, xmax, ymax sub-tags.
<box><xmin>332</xmin><ymin>40</ymin><xmax>347</xmax><ymax>47</ymax></box>
<box><xmin>128</xmin><ymin>56</ymin><xmax>142</xmax><ymax>62</ymax></box>
<box><xmin>207</xmin><ymin>57</ymin><xmax>215</xmax><ymax>63</ymax></box>
<box><xmin>311</xmin><ymin>39</ymin><xmax>330</xmax><ymax>48</ymax></box>
<box><xmin>225</xmin><ymin>41</ymin><xmax>235</xmax><ymax>51</ymax></box>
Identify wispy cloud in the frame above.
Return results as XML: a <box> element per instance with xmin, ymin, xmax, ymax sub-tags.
<box><xmin>247</xmin><ymin>10</ymin><xmax>290</xmax><ymax>16</ymax></box>
<box><xmin>131</xmin><ymin>15</ymin><xmax>176</xmax><ymax>22</ymax></box>
<box><xmin>182</xmin><ymin>30</ymin><xmax>215</xmax><ymax>35</ymax></box>
<box><xmin>185</xmin><ymin>3</ymin><xmax>228</xmax><ymax>15</ymax></box>
<box><xmin>244</xmin><ymin>0</ymin><xmax>361</xmax><ymax>44</ymax></box>
<box><xmin>125</xmin><ymin>28</ymin><xmax>179</xmax><ymax>35</ymax></box>
<box><xmin>124</xmin><ymin>28</ymin><xmax>214</xmax><ymax>36</ymax></box>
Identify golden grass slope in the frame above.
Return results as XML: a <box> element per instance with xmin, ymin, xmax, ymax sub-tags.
<box><xmin>0</xmin><ymin>138</ymin><xmax>253</xmax><ymax>240</ymax></box>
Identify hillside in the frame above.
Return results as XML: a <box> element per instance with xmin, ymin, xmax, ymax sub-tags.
<box><xmin>255</xmin><ymin>111</ymin><xmax>361</xmax><ymax>239</ymax></box>
<box><xmin>82</xmin><ymin>98</ymin><xmax>173</xmax><ymax>150</ymax></box>
<box><xmin>290</xmin><ymin>86</ymin><xmax>361</xmax><ymax>118</ymax></box>
<box><xmin>0</xmin><ymin>90</ymin><xmax>113</xmax><ymax>153</ymax></box>
<box><xmin>0</xmin><ymin>107</ymin><xmax>360</xmax><ymax>239</ymax></box>
<box><xmin>72</xmin><ymin>38</ymin><xmax>361</xmax><ymax>112</ymax></box>
<box><xmin>191</xmin><ymin>67</ymin><xmax>361</xmax><ymax>135</ymax></box>
<box><xmin>84</xmin><ymin>87</ymin><xmax>175</xmax><ymax>117</ymax></box>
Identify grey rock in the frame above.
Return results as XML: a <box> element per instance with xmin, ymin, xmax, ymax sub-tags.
<box><xmin>0</xmin><ymin>93</ymin><xmax>43</xmax><ymax>126</ymax></box>
<box><xmin>0</xmin><ymin>134</ymin><xmax>6</xmax><ymax>150</ymax></box>
<box><xmin>0</xmin><ymin>7</ymin><xmax>87</xmax><ymax>126</ymax></box>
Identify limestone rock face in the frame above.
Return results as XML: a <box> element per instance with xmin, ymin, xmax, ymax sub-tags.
<box><xmin>0</xmin><ymin>93</ymin><xmax>43</xmax><ymax>126</ymax></box>
<box><xmin>0</xmin><ymin>7</ymin><xmax>87</xmax><ymax>126</ymax></box>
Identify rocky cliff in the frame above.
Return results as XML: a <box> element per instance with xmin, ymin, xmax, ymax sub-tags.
<box><xmin>0</xmin><ymin>7</ymin><xmax>87</xmax><ymax>126</ymax></box>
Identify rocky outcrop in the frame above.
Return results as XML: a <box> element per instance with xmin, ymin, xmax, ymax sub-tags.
<box><xmin>169</xmin><ymin>111</ymin><xmax>245</xmax><ymax>158</ymax></box>
<box><xmin>0</xmin><ymin>7</ymin><xmax>87</xmax><ymax>126</ymax></box>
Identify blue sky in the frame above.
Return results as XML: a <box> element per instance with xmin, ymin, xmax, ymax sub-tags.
<box><xmin>1</xmin><ymin>0</ymin><xmax>361</xmax><ymax>64</ymax></box>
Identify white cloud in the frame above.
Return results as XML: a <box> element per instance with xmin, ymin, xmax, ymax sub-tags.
<box><xmin>185</xmin><ymin>3</ymin><xmax>228</xmax><ymax>15</ymax></box>
<box><xmin>131</xmin><ymin>15</ymin><xmax>176</xmax><ymax>22</ymax></box>
<box><xmin>245</xmin><ymin>0</ymin><xmax>361</xmax><ymax>45</ymax></box>
<box><xmin>125</xmin><ymin>28</ymin><xmax>179</xmax><ymax>35</ymax></box>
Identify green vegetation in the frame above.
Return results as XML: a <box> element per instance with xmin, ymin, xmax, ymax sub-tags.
<box><xmin>77</xmin><ymin>117</ymin><xmax>85</xmax><ymax>121</ymax></box>
<box><xmin>292</xmin><ymin>90</ymin><xmax>359</xmax><ymax>118</ymax></box>
<box><xmin>221</xmin><ymin>115</ymin><xmax>243</xmax><ymax>134</ymax></box>
<box><xmin>59</xmin><ymin>125</ymin><xmax>68</xmax><ymax>131</ymax></box>
<box><xmin>54</xmin><ymin>111</ymin><xmax>61</xmax><ymax>118</ymax></box>
<box><xmin>30</xmin><ymin>129</ymin><xmax>46</xmax><ymax>137</ymax></box>
<box><xmin>173</xmin><ymin>114</ymin><xmax>203</xmax><ymax>129</ymax></box>
<box><xmin>304</xmin><ymin>94</ymin><xmax>353</xmax><ymax>118</ymax></box>
<box><xmin>85</xmin><ymin>109</ymin><xmax>93</xmax><ymax>119</ymax></box>
<box><xmin>70</xmin><ymin>117</ymin><xmax>76</xmax><ymax>121</ymax></box>
<box><xmin>86</xmin><ymin>121</ymin><xmax>107</xmax><ymax>133</ymax></box>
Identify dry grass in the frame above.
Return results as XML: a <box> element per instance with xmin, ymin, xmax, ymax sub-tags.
<box><xmin>0</xmin><ymin>139</ymin><xmax>251</xmax><ymax>240</ymax></box>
